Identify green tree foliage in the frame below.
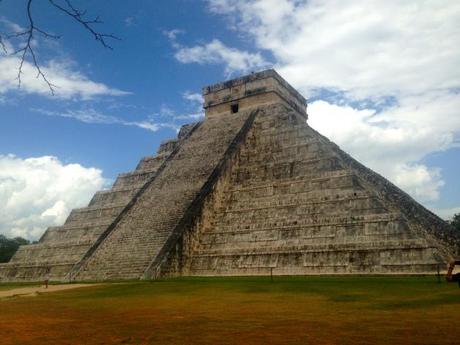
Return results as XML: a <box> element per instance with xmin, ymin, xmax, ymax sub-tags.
<box><xmin>0</xmin><ymin>235</ymin><xmax>30</xmax><ymax>263</ymax></box>
<box><xmin>451</xmin><ymin>213</ymin><xmax>460</xmax><ymax>231</ymax></box>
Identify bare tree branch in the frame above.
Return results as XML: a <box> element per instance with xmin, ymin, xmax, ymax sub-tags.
<box><xmin>0</xmin><ymin>34</ymin><xmax>7</xmax><ymax>54</ymax></box>
<box><xmin>48</xmin><ymin>0</ymin><xmax>120</xmax><ymax>49</ymax></box>
<box><xmin>0</xmin><ymin>1</ymin><xmax>7</xmax><ymax>54</ymax></box>
<box><xmin>10</xmin><ymin>0</ymin><xmax>57</xmax><ymax>94</ymax></box>
<box><xmin>0</xmin><ymin>0</ymin><xmax>120</xmax><ymax>95</ymax></box>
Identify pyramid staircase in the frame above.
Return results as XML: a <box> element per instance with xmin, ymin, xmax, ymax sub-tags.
<box><xmin>72</xmin><ymin>108</ymin><xmax>256</xmax><ymax>280</ymax></box>
<box><xmin>0</xmin><ymin>124</ymin><xmax>197</xmax><ymax>281</ymax></box>
<box><xmin>1</xmin><ymin>69</ymin><xmax>457</xmax><ymax>282</ymax></box>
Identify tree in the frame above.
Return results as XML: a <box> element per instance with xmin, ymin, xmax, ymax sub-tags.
<box><xmin>0</xmin><ymin>0</ymin><xmax>119</xmax><ymax>94</ymax></box>
<box><xmin>451</xmin><ymin>213</ymin><xmax>460</xmax><ymax>232</ymax></box>
<box><xmin>0</xmin><ymin>235</ymin><xmax>30</xmax><ymax>263</ymax></box>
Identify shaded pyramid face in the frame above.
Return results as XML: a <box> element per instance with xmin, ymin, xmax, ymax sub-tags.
<box><xmin>182</xmin><ymin>104</ymin><xmax>458</xmax><ymax>276</ymax></box>
<box><xmin>0</xmin><ymin>70</ymin><xmax>458</xmax><ymax>282</ymax></box>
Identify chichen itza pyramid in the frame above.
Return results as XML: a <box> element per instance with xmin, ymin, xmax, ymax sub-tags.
<box><xmin>1</xmin><ymin>70</ymin><xmax>459</xmax><ymax>282</ymax></box>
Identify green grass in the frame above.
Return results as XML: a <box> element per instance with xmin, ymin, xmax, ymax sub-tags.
<box><xmin>0</xmin><ymin>281</ymin><xmax>42</xmax><ymax>290</ymax></box>
<box><xmin>1</xmin><ymin>276</ymin><xmax>460</xmax><ymax>345</ymax></box>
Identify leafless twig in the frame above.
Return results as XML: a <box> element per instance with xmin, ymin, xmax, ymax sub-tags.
<box><xmin>0</xmin><ymin>34</ymin><xmax>7</xmax><ymax>54</ymax></box>
<box><xmin>0</xmin><ymin>0</ymin><xmax>7</xmax><ymax>53</ymax></box>
<box><xmin>48</xmin><ymin>0</ymin><xmax>120</xmax><ymax>49</ymax></box>
<box><xmin>10</xmin><ymin>0</ymin><xmax>58</xmax><ymax>93</ymax></box>
<box><xmin>0</xmin><ymin>0</ymin><xmax>120</xmax><ymax>95</ymax></box>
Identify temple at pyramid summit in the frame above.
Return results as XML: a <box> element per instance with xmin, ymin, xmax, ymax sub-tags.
<box><xmin>1</xmin><ymin>70</ymin><xmax>459</xmax><ymax>282</ymax></box>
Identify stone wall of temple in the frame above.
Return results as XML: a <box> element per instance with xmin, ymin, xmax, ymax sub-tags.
<box><xmin>157</xmin><ymin>104</ymin><xmax>456</xmax><ymax>277</ymax></box>
<box><xmin>1</xmin><ymin>69</ymin><xmax>457</xmax><ymax>282</ymax></box>
<box><xmin>72</xmin><ymin>108</ymin><xmax>255</xmax><ymax>281</ymax></box>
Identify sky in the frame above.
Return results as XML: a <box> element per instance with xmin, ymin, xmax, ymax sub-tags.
<box><xmin>0</xmin><ymin>0</ymin><xmax>459</xmax><ymax>240</ymax></box>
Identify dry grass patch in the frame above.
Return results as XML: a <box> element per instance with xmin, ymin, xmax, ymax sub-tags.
<box><xmin>1</xmin><ymin>276</ymin><xmax>459</xmax><ymax>345</ymax></box>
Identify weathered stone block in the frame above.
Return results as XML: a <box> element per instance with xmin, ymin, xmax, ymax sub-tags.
<box><xmin>1</xmin><ymin>70</ymin><xmax>457</xmax><ymax>282</ymax></box>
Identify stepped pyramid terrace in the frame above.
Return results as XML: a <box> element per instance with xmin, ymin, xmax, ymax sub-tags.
<box><xmin>1</xmin><ymin>69</ymin><xmax>459</xmax><ymax>282</ymax></box>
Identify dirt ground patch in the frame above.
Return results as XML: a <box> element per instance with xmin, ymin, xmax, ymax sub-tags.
<box><xmin>0</xmin><ymin>284</ymin><xmax>98</xmax><ymax>298</ymax></box>
<box><xmin>0</xmin><ymin>276</ymin><xmax>459</xmax><ymax>345</ymax></box>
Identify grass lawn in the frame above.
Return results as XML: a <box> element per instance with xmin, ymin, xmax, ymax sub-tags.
<box><xmin>1</xmin><ymin>276</ymin><xmax>459</xmax><ymax>345</ymax></box>
<box><xmin>0</xmin><ymin>282</ymin><xmax>42</xmax><ymax>291</ymax></box>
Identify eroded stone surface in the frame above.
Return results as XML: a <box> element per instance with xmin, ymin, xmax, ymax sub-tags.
<box><xmin>1</xmin><ymin>69</ymin><xmax>457</xmax><ymax>282</ymax></box>
<box><xmin>73</xmin><ymin>108</ymin><xmax>254</xmax><ymax>281</ymax></box>
<box><xmin>0</xmin><ymin>124</ymin><xmax>194</xmax><ymax>282</ymax></box>
<box><xmin>159</xmin><ymin>104</ymin><xmax>457</xmax><ymax>277</ymax></box>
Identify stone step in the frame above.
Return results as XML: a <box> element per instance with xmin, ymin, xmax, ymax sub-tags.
<box><xmin>0</xmin><ymin>263</ymin><xmax>77</xmax><ymax>282</ymax></box>
<box><xmin>202</xmin><ymin>212</ymin><xmax>404</xmax><ymax>235</ymax></box>
<box><xmin>156</xmin><ymin>139</ymin><xmax>179</xmax><ymax>155</ymax></box>
<box><xmin>189</xmin><ymin>245</ymin><xmax>439</xmax><ymax>275</ymax></box>
<box><xmin>112</xmin><ymin>169</ymin><xmax>159</xmax><ymax>189</ymax></box>
<box><xmin>88</xmin><ymin>186</ymin><xmax>141</xmax><ymax>207</ymax></box>
<box><xmin>216</xmin><ymin>197</ymin><xmax>386</xmax><ymax>223</ymax></box>
<box><xmin>78</xmin><ymin>262</ymin><xmax>151</xmax><ymax>279</ymax></box>
<box><xmin>43</xmin><ymin>221</ymin><xmax>113</xmax><ymax>234</ymax></box>
<box><xmin>234</xmin><ymin>155</ymin><xmax>342</xmax><ymax>174</ymax></box>
<box><xmin>257</xmin><ymin>121</ymin><xmax>310</xmax><ymax>135</ymax></box>
<box><xmin>188</xmin><ymin>264</ymin><xmax>440</xmax><ymax>276</ymax></box>
<box><xmin>135</xmin><ymin>154</ymin><xmax>168</xmax><ymax>171</ymax></box>
<box><xmin>10</xmin><ymin>242</ymin><xmax>90</xmax><ymax>264</ymax></box>
<box><xmin>223</xmin><ymin>190</ymin><xmax>371</xmax><ymax>212</ymax></box>
<box><xmin>192</xmin><ymin>239</ymin><xmax>431</xmax><ymax>257</ymax></box>
<box><xmin>212</xmin><ymin>208</ymin><xmax>388</xmax><ymax>231</ymax></box>
<box><xmin>84</xmin><ymin>259</ymin><xmax>151</xmax><ymax>271</ymax></box>
<box><xmin>39</xmin><ymin>225</ymin><xmax>107</xmax><ymax>245</ymax></box>
<box><xmin>226</xmin><ymin>183</ymin><xmax>364</xmax><ymax>206</ymax></box>
<box><xmin>0</xmin><ymin>261</ymin><xmax>77</xmax><ymax>269</ymax></box>
<box><xmin>197</xmin><ymin>229</ymin><xmax>413</xmax><ymax>252</ymax></box>
<box><xmin>65</xmin><ymin>203</ymin><xmax>126</xmax><ymax>225</ymax></box>
<box><xmin>12</xmin><ymin>241</ymin><xmax>91</xmax><ymax>252</ymax></box>
<box><xmin>231</xmin><ymin>156</ymin><xmax>344</xmax><ymax>183</ymax></box>
<box><xmin>255</xmin><ymin>133</ymin><xmax>320</xmax><ymax>147</ymax></box>
<box><xmin>226</xmin><ymin>170</ymin><xmax>354</xmax><ymax>192</ymax></box>
<box><xmin>243</xmin><ymin>141</ymin><xmax>328</xmax><ymax>164</ymax></box>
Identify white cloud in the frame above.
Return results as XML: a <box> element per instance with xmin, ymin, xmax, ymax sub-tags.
<box><xmin>204</xmin><ymin>0</ymin><xmax>460</xmax><ymax>206</ymax></box>
<box><xmin>179</xmin><ymin>91</ymin><xmax>204</xmax><ymax>120</ymax></box>
<box><xmin>163</xmin><ymin>29</ymin><xmax>184</xmax><ymax>41</ymax></box>
<box><xmin>124</xmin><ymin>16</ymin><xmax>135</xmax><ymax>27</ymax></box>
<box><xmin>0</xmin><ymin>55</ymin><xmax>130</xmax><ymax>99</ymax></box>
<box><xmin>433</xmin><ymin>206</ymin><xmax>460</xmax><ymax>221</ymax></box>
<box><xmin>33</xmin><ymin>99</ymin><xmax>202</xmax><ymax>135</ymax></box>
<box><xmin>151</xmin><ymin>93</ymin><xmax>204</xmax><ymax>122</ymax></box>
<box><xmin>0</xmin><ymin>18</ymin><xmax>129</xmax><ymax>100</ymax></box>
<box><xmin>0</xmin><ymin>17</ymin><xmax>25</xmax><ymax>36</ymax></box>
<box><xmin>32</xmin><ymin>108</ymin><xmax>165</xmax><ymax>132</ymax></box>
<box><xmin>0</xmin><ymin>155</ymin><xmax>108</xmax><ymax>240</ymax></box>
<box><xmin>207</xmin><ymin>0</ymin><xmax>460</xmax><ymax>98</ymax></box>
<box><xmin>183</xmin><ymin>91</ymin><xmax>203</xmax><ymax>104</ymax></box>
<box><xmin>174</xmin><ymin>39</ymin><xmax>268</xmax><ymax>76</ymax></box>
<box><xmin>308</xmin><ymin>90</ymin><xmax>460</xmax><ymax>202</ymax></box>
<box><xmin>393</xmin><ymin>164</ymin><xmax>444</xmax><ymax>202</ymax></box>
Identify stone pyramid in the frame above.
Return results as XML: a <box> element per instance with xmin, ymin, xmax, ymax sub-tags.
<box><xmin>1</xmin><ymin>70</ymin><xmax>458</xmax><ymax>282</ymax></box>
